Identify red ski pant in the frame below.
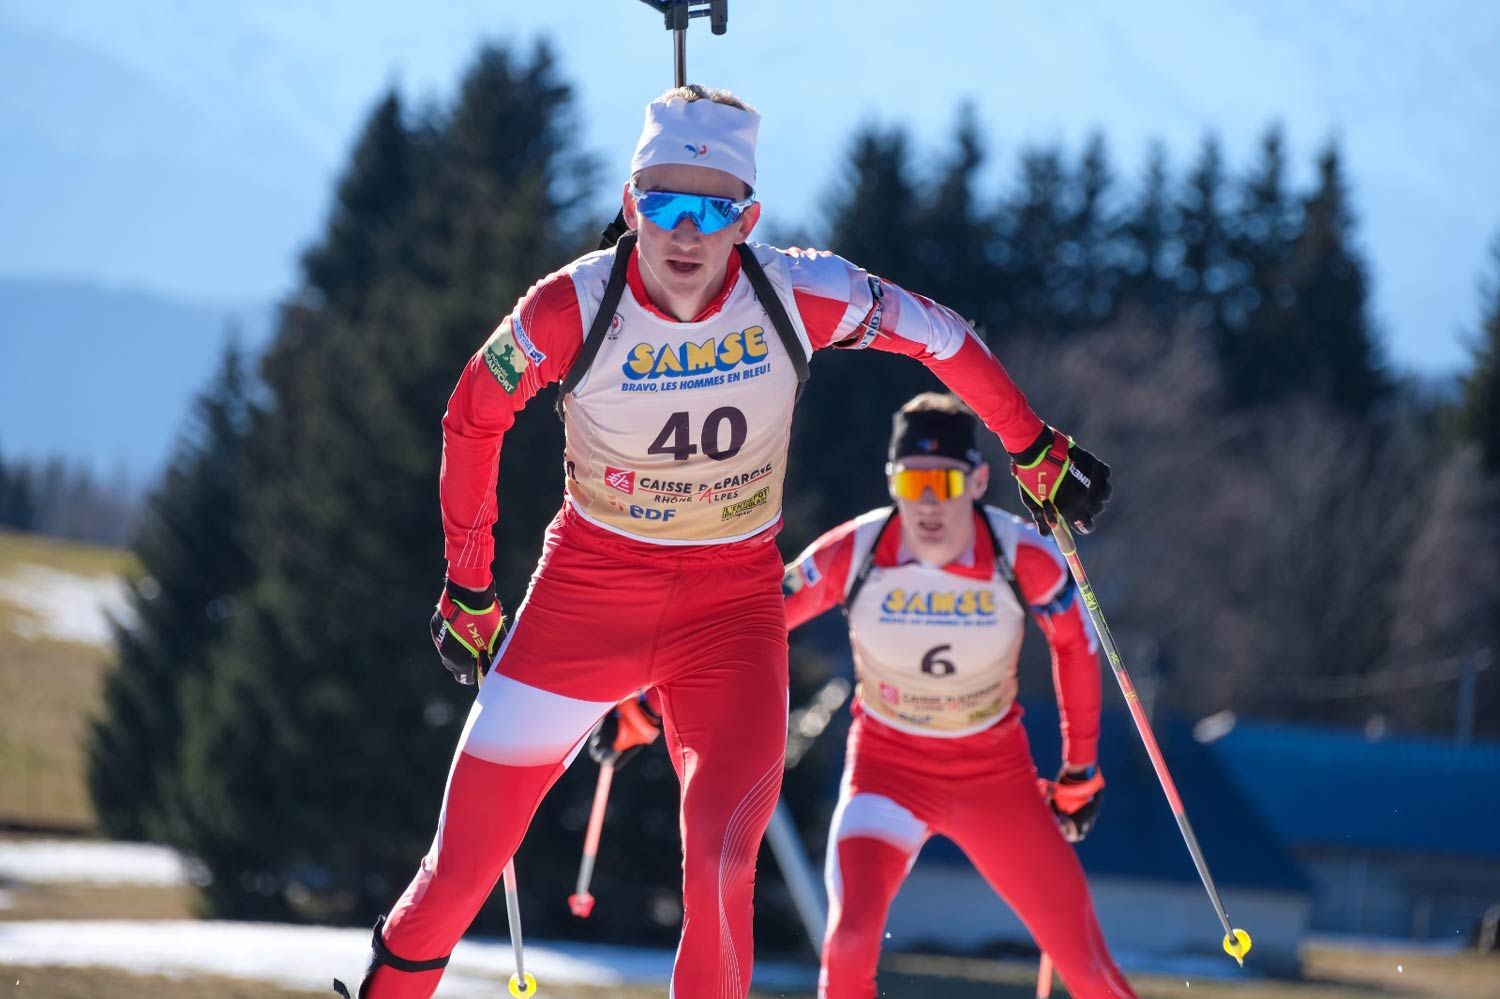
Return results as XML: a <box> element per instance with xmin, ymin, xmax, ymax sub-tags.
<box><xmin>368</xmin><ymin>509</ymin><xmax>789</xmax><ymax>999</ymax></box>
<box><xmin>820</xmin><ymin>709</ymin><xmax>1135</xmax><ymax>999</ymax></box>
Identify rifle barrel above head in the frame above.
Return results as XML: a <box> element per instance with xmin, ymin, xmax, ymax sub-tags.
<box><xmin>636</xmin><ymin>0</ymin><xmax>728</xmax><ymax>34</ymax></box>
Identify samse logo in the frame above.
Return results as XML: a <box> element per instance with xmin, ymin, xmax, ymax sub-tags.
<box><xmin>622</xmin><ymin>327</ymin><xmax>769</xmax><ymax>379</ymax></box>
<box><xmin>880</xmin><ymin>589</ymin><xmax>998</xmax><ymax>617</ymax></box>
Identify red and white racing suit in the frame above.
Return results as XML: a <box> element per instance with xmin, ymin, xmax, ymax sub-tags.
<box><xmin>368</xmin><ymin>241</ymin><xmax>1051</xmax><ymax>999</ymax></box>
<box><xmin>784</xmin><ymin>506</ymin><xmax>1136</xmax><ymax>999</ymax></box>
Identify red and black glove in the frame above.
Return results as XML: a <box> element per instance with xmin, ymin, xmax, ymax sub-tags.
<box><xmin>1047</xmin><ymin>765</ymin><xmax>1106</xmax><ymax>843</ymax></box>
<box><xmin>429</xmin><ymin>578</ymin><xmax>505</xmax><ymax>686</ymax></box>
<box><xmin>587</xmin><ymin>694</ymin><xmax>663</xmax><ymax>769</ymax></box>
<box><xmin>1009</xmin><ymin>426</ymin><xmax>1111</xmax><ymax>536</ymax></box>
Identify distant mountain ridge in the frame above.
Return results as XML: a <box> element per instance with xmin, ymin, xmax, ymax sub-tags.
<box><xmin>0</xmin><ymin>277</ymin><xmax>273</xmax><ymax>480</ymax></box>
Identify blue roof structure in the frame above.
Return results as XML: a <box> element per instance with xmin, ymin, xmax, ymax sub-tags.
<box><xmin>916</xmin><ymin>702</ymin><xmax>1311</xmax><ymax>894</ymax></box>
<box><xmin>1202</xmin><ymin>719</ymin><xmax>1500</xmax><ymax>859</ymax></box>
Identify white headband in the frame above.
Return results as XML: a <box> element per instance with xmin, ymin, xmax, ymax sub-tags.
<box><xmin>630</xmin><ymin>96</ymin><xmax>760</xmax><ymax>191</ymax></box>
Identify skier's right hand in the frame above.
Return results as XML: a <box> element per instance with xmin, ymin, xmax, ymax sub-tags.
<box><xmin>1009</xmin><ymin>425</ymin><xmax>1111</xmax><ymax>536</ymax></box>
<box><xmin>429</xmin><ymin>577</ymin><xmax>505</xmax><ymax>686</ymax></box>
<box><xmin>588</xmin><ymin>694</ymin><xmax>663</xmax><ymax>769</ymax></box>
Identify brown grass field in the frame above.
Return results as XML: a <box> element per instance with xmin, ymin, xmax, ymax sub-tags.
<box><xmin>1</xmin><ymin>965</ymin><xmax>330</xmax><ymax>999</ymax></box>
<box><xmin>0</xmin><ymin>529</ymin><xmax>136</xmax><ymax>831</ymax></box>
<box><xmin>0</xmin><ymin>881</ymin><xmax>198</xmax><ymax>922</ymax></box>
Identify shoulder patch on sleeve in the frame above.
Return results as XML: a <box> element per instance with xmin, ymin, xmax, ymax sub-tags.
<box><xmin>782</xmin><ymin>556</ymin><xmax>823</xmax><ymax>596</ymax></box>
<box><xmin>482</xmin><ymin>318</ymin><xmax>530</xmax><ymax>393</ymax></box>
<box><xmin>481</xmin><ymin>266</ymin><xmax>586</xmax><ymax>394</ymax></box>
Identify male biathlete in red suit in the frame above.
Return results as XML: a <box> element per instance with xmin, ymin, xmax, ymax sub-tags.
<box><xmin>343</xmin><ymin>86</ymin><xmax>1112</xmax><ymax>998</ymax></box>
<box><xmin>781</xmin><ymin>394</ymin><xmax>1136</xmax><ymax>999</ymax></box>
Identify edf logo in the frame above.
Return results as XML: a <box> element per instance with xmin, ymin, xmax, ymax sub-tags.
<box><xmin>630</xmin><ymin>506</ymin><xmax>676</xmax><ymax>522</ymax></box>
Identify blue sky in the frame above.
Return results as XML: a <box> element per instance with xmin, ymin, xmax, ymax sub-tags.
<box><xmin>4</xmin><ymin>0</ymin><xmax>1498</xmax><ymax>374</ymax></box>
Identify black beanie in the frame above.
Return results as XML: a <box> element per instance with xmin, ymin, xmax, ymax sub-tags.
<box><xmin>888</xmin><ymin>405</ymin><xmax>984</xmax><ymax>467</ymax></box>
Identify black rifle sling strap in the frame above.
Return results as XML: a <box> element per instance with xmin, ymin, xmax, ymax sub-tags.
<box><xmin>976</xmin><ymin>503</ymin><xmax>1029</xmax><ymax>612</ymax></box>
<box><xmin>598</xmin><ymin>210</ymin><xmax>630</xmax><ymax>251</ymax></box>
<box><xmin>556</xmin><ymin>232</ymin><xmax>636</xmax><ymax>420</ymax></box>
<box><xmin>842</xmin><ymin>508</ymin><xmax>898</xmax><ymax>616</ymax></box>
<box><xmin>557</xmin><ymin>235</ymin><xmax>810</xmax><ymax>419</ymax></box>
<box><xmin>734</xmin><ymin>243</ymin><xmax>811</xmax><ymax>399</ymax></box>
<box><xmin>845</xmin><ymin>505</ymin><xmax>1028</xmax><ymax>616</ymax></box>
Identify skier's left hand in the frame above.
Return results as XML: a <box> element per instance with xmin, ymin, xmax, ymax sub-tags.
<box><xmin>588</xmin><ymin>694</ymin><xmax>663</xmax><ymax>769</ymax></box>
<box><xmin>429</xmin><ymin>577</ymin><xmax>505</xmax><ymax>685</ymax></box>
<box><xmin>1048</xmin><ymin>765</ymin><xmax>1105</xmax><ymax>842</ymax></box>
<box><xmin>1009</xmin><ymin>426</ymin><xmax>1111</xmax><ymax>536</ymax></box>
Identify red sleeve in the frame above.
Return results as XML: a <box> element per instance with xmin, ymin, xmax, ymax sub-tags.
<box><xmin>779</xmin><ymin>246</ymin><xmax>1045</xmax><ymax>453</ymax></box>
<box><xmin>1015</xmin><ymin>532</ymin><xmax>1101</xmax><ymax>768</ymax></box>
<box><xmin>783</xmin><ymin>519</ymin><xmax>861</xmax><ymax>630</ymax></box>
<box><xmin>441</xmin><ymin>271</ymin><xmax>584</xmax><ymax>589</ymax></box>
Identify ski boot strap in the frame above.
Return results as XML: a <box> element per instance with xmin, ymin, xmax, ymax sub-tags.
<box><xmin>332</xmin><ymin>915</ymin><xmax>450</xmax><ymax>997</ymax></box>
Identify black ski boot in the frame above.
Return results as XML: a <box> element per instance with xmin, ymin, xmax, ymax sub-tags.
<box><xmin>332</xmin><ymin>915</ymin><xmax>450</xmax><ymax>997</ymax></box>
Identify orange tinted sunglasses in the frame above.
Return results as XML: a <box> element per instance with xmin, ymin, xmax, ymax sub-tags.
<box><xmin>888</xmin><ymin>466</ymin><xmax>968</xmax><ymax>501</ymax></box>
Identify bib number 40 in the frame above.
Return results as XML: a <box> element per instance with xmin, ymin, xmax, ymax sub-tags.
<box><xmin>648</xmin><ymin>407</ymin><xmax>747</xmax><ymax>462</ymax></box>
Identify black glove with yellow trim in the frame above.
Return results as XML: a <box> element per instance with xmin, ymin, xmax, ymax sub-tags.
<box><xmin>1009</xmin><ymin>426</ymin><xmax>1111</xmax><ymax>536</ymax></box>
<box><xmin>429</xmin><ymin>578</ymin><xmax>505</xmax><ymax>686</ymax></box>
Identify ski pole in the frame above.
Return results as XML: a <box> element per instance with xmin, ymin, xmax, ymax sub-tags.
<box><xmin>501</xmin><ymin>859</ymin><xmax>536</xmax><ymax>998</ymax></box>
<box><xmin>764</xmin><ymin>799</ymin><xmax>827</xmax><ymax>946</ymax></box>
<box><xmin>474</xmin><ymin>664</ymin><xmax>538</xmax><ymax>996</ymax></box>
<box><xmin>758</xmin><ymin>675</ymin><xmax>851</xmax><ymax>953</ymax></box>
<box><xmin>1033</xmin><ymin>778</ymin><xmax>1056</xmax><ymax>998</ymax></box>
<box><xmin>568</xmin><ymin>761</ymin><xmax>616</xmax><ymax>918</ymax></box>
<box><xmin>1036</xmin><ymin>950</ymin><xmax>1054</xmax><ymax>998</ymax></box>
<box><xmin>1048</xmin><ymin>517</ymin><xmax>1252</xmax><ymax>966</ymax></box>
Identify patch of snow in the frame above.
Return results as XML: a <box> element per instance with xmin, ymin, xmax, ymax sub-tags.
<box><xmin>0</xmin><ymin>921</ymin><xmax>817</xmax><ymax>995</ymax></box>
<box><xmin>0</xmin><ymin>562</ymin><xmax>134</xmax><ymax>647</ymax></box>
<box><xmin>0</xmin><ymin>840</ymin><xmax>188</xmax><ymax>886</ymax></box>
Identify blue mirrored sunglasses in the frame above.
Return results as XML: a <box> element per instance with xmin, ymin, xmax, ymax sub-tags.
<box><xmin>630</xmin><ymin>187</ymin><xmax>755</xmax><ymax>235</ymax></box>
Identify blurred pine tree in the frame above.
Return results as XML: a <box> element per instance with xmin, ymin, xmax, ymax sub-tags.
<box><xmin>1283</xmin><ymin>142</ymin><xmax>1389</xmax><ymax>414</ymax></box>
<box><xmin>88</xmin><ymin>343</ymin><xmax>255</xmax><ymax>842</ymax></box>
<box><xmin>0</xmin><ymin>446</ymin><xmax>39</xmax><ymax>531</ymax></box>
<box><xmin>1178</xmin><ymin>135</ymin><xmax>1233</xmax><ymax>333</ymax></box>
<box><xmin>1002</xmin><ymin>146</ymin><xmax>1071</xmax><ymax>332</ymax></box>
<box><xmin>1218</xmin><ymin>124</ymin><xmax>1299</xmax><ymax>405</ymax></box>
<box><xmin>161</xmin><ymin>42</ymin><xmax>595</xmax><ymax>925</ymax></box>
<box><xmin>1117</xmin><ymin>141</ymin><xmax>1179</xmax><ymax>325</ymax></box>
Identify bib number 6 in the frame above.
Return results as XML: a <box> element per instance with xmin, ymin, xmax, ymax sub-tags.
<box><xmin>920</xmin><ymin>644</ymin><xmax>957</xmax><ymax>677</ymax></box>
<box><xmin>648</xmin><ymin>407</ymin><xmax>747</xmax><ymax>462</ymax></box>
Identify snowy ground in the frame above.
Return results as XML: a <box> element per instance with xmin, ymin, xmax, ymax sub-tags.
<box><xmin>0</xmin><ymin>921</ymin><xmax>817</xmax><ymax>996</ymax></box>
<box><xmin>0</xmin><ymin>840</ymin><xmax>814</xmax><ymax>994</ymax></box>
<box><xmin>0</xmin><ymin>562</ymin><xmax>134</xmax><ymax>646</ymax></box>
<box><xmin>0</xmin><ymin>840</ymin><xmax>190</xmax><ymax>886</ymax></box>
<box><xmin>0</xmin><ymin>841</ymin><xmax>1391</xmax><ymax>995</ymax></box>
